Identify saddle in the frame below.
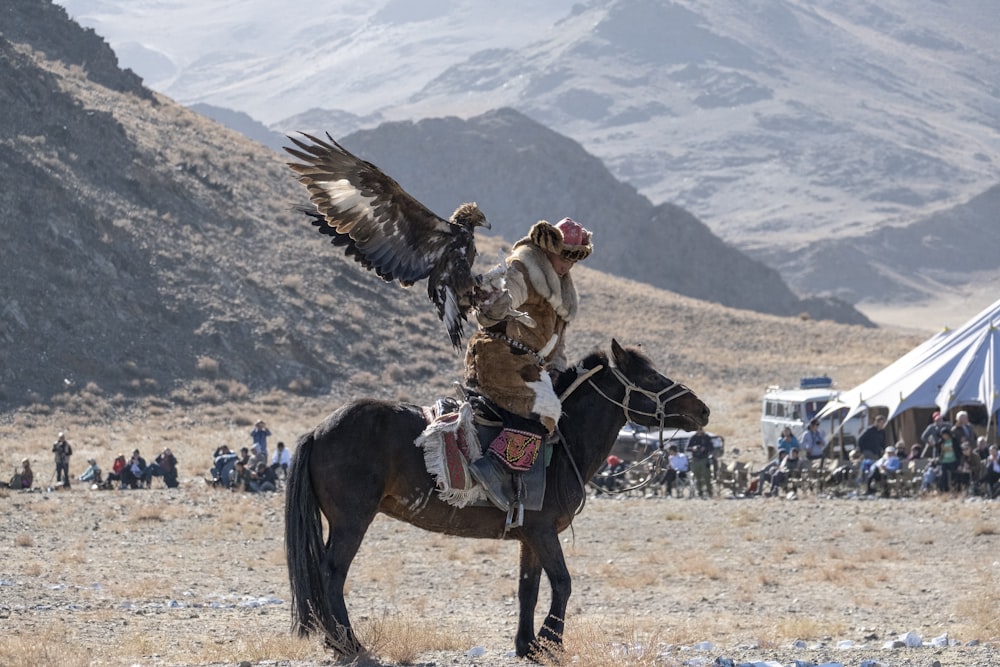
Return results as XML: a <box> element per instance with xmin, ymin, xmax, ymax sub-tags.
<box><xmin>415</xmin><ymin>396</ymin><xmax>548</xmax><ymax>515</ymax></box>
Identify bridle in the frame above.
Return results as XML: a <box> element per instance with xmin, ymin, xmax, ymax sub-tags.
<box><xmin>585</xmin><ymin>364</ymin><xmax>693</xmax><ymax>435</ymax></box>
<box><xmin>558</xmin><ymin>361</ymin><xmax>695</xmax><ymax>502</ymax></box>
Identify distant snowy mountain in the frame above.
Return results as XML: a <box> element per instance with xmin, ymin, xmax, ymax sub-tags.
<box><xmin>57</xmin><ymin>0</ymin><xmax>1000</xmax><ymax>307</ymax></box>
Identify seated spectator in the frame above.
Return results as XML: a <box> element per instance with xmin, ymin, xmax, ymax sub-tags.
<box><xmin>251</xmin><ymin>461</ymin><xmax>278</xmax><ymax>493</ymax></box>
<box><xmin>866</xmin><ymin>445</ymin><xmax>901</xmax><ymax>497</ymax></box>
<box><xmin>106</xmin><ymin>454</ymin><xmax>127</xmax><ymax>488</ymax></box>
<box><xmin>121</xmin><ymin>449</ymin><xmax>148</xmax><ymax>489</ymax></box>
<box><xmin>77</xmin><ymin>458</ymin><xmax>102</xmax><ymax>486</ymax></box>
<box><xmin>921</xmin><ymin>458</ymin><xmax>942</xmax><ymax>494</ymax></box>
<box><xmin>10</xmin><ymin>459</ymin><xmax>34</xmax><ymax>490</ymax></box>
<box><xmin>231</xmin><ymin>460</ymin><xmax>252</xmax><ymax>492</ymax></box>
<box><xmin>906</xmin><ymin>443</ymin><xmax>924</xmax><ymax>461</ymax></box>
<box><xmin>153</xmin><ymin>447</ymin><xmax>179</xmax><ymax>489</ymax></box>
<box><xmin>956</xmin><ymin>441</ymin><xmax>984</xmax><ymax>495</ymax></box>
<box><xmin>749</xmin><ymin>450</ymin><xmax>786</xmax><ymax>496</ymax></box>
<box><xmin>824</xmin><ymin>449</ymin><xmax>860</xmax><ymax>490</ymax></box>
<box><xmin>605</xmin><ymin>454</ymin><xmax>625</xmax><ymax>474</ymax></box>
<box><xmin>211</xmin><ymin>446</ymin><xmax>238</xmax><ymax>487</ymax></box>
<box><xmin>663</xmin><ymin>444</ymin><xmax>689</xmax><ymax>497</ymax></box>
<box><xmin>270</xmin><ymin>441</ymin><xmax>292</xmax><ymax>479</ymax></box>
<box><xmin>982</xmin><ymin>445</ymin><xmax>1000</xmax><ymax>499</ymax></box>
<box><xmin>975</xmin><ymin>436</ymin><xmax>990</xmax><ymax>464</ymax></box>
<box><xmin>769</xmin><ymin>447</ymin><xmax>802</xmax><ymax>496</ymax></box>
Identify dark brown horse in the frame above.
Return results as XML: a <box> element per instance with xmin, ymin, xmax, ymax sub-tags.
<box><xmin>285</xmin><ymin>339</ymin><xmax>709</xmax><ymax>659</ymax></box>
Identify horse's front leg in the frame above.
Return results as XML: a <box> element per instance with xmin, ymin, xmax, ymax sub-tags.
<box><xmin>515</xmin><ymin>541</ymin><xmax>542</xmax><ymax>657</ymax></box>
<box><xmin>521</xmin><ymin>530</ymin><xmax>571</xmax><ymax>660</ymax></box>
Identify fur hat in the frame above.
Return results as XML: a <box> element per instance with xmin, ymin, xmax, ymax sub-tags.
<box><xmin>520</xmin><ymin>217</ymin><xmax>593</xmax><ymax>262</ymax></box>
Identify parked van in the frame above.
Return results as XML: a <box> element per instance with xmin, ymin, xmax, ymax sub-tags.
<box><xmin>760</xmin><ymin>377</ymin><xmax>865</xmax><ymax>458</ymax></box>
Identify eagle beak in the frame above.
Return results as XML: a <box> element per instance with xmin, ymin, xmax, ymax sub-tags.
<box><xmin>480</xmin><ymin>219</ymin><xmax>492</xmax><ymax>230</ymax></box>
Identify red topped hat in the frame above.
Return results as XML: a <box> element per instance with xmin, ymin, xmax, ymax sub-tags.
<box><xmin>520</xmin><ymin>217</ymin><xmax>593</xmax><ymax>261</ymax></box>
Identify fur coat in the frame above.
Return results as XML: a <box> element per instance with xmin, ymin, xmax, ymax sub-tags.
<box><xmin>464</xmin><ymin>242</ymin><xmax>579</xmax><ymax>433</ymax></box>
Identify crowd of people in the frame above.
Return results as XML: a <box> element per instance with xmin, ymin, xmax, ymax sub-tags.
<box><xmin>208</xmin><ymin>421</ymin><xmax>292</xmax><ymax>493</ymax></box>
<box><xmin>5</xmin><ymin>419</ymin><xmax>294</xmax><ymax>494</ymax></box>
<box><xmin>593</xmin><ymin>410</ymin><xmax>1000</xmax><ymax>501</ymax></box>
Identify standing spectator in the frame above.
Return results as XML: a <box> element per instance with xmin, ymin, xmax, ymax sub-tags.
<box><xmin>858</xmin><ymin>415</ymin><xmax>887</xmax><ymax>460</ymax></box>
<box><xmin>801</xmin><ymin>420</ymin><xmax>826</xmax><ymax>460</ymax></box>
<box><xmin>920</xmin><ymin>411</ymin><xmax>951</xmax><ymax>457</ymax></box>
<box><xmin>270</xmin><ymin>441</ymin><xmax>292</xmax><ymax>479</ymax></box>
<box><xmin>154</xmin><ymin>448</ymin><xmax>179</xmax><ymax>488</ymax></box>
<box><xmin>687</xmin><ymin>426</ymin><xmax>714</xmax><ymax>498</ymax></box>
<box><xmin>250</xmin><ymin>420</ymin><xmax>271</xmax><ymax>463</ymax></box>
<box><xmin>951</xmin><ymin>411</ymin><xmax>977</xmax><ymax>451</ymax></box>
<box><xmin>776</xmin><ymin>427</ymin><xmax>799</xmax><ymax>455</ymax></box>
<box><xmin>936</xmin><ymin>428</ymin><xmax>961</xmax><ymax>492</ymax></box>
<box><xmin>52</xmin><ymin>432</ymin><xmax>73</xmax><ymax>489</ymax></box>
<box><xmin>77</xmin><ymin>458</ymin><xmax>102</xmax><ymax>486</ymax></box>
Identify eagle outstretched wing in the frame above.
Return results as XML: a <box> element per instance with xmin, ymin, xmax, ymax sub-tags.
<box><xmin>285</xmin><ymin>132</ymin><xmax>491</xmax><ymax>348</ymax></box>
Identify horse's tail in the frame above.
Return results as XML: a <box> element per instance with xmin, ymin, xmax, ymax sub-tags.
<box><xmin>284</xmin><ymin>430</ymin><xmax>331</xmax><ymax>637</ymax></box>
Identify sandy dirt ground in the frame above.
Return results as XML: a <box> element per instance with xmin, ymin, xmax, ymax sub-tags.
<box><xmin>2</xmin><ymin>477</ymin><xmax>998</xmax><ymax>667</ymax></box>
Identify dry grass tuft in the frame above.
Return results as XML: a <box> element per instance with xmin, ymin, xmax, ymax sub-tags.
<box><xmin>360</xmin><ymin>611</ymin><xmax>468</xmax><ymax>664</ymax></box>
<box><xmin>0</xmin><ymin>632</ymin><xmax>89</xmax><ymax>667</ymax></box>
<box><xmin>14</xmin><ymin>533</ymin><xmax>33</xmax><ymax>547</ymax></box>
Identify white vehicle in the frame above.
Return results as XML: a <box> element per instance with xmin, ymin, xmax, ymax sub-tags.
<box><xmin>613</xmin><ymin>422</ymin><xmax>724</xmax><ymax>460</ymax></box>
<box><xmin>760</xmin><ymin>377</ymin><xmax>865</xmax><ymax>458</ymax></box>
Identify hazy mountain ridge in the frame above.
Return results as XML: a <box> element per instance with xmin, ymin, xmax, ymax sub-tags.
<box><xmin>1</xmin><ymin>0</ymin><xmax>881</xmax><ymax>410</ymax></box>
<box><xmin>55</xmin><ymin>0</ymin><xmax>1000</xmax><ymax>311</ymax></box>
<box><xmin>332</xmin><ymin>111</ymin><xmax>871</xmax><ymax>324</ymax></box>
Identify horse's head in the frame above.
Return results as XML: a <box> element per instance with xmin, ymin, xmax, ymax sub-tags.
<box><xmin>606</xmin><ymin>338</ymin><xmax>710</xmax><ymax>431</ymax></box>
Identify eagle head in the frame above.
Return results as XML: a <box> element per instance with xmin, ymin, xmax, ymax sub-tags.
<box><xmin>450</xmin><ymin>202</ymin><xmax>490</xmax><ymax>231</ymax></box>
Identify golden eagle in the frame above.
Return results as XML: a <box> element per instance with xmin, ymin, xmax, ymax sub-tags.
<box><xmin>285</xmin><ymin>133</ymin><xmax>495</xmax><ymax>348</ymax></box>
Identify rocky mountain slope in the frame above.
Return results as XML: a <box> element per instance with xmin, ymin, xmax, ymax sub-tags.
<box><xmin>57</xmin><ymin>0</ymin><xmax>1000</xmax><ymax>308</ymax></box>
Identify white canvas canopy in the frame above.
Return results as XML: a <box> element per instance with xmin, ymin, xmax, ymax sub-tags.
<box><xmin>818</xmin><ymin>297</ymin><xmax>1000</xmax><ymax>434</ymax></box>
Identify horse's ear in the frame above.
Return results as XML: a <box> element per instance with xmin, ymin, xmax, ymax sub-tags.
<box><xmin>611</xmin><ymin>338</ymin><xmax>627</xmax><ymax>367</ymax></box>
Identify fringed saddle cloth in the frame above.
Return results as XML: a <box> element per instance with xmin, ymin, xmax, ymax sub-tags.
<box><xmin>415</xmin><ymin>398</ymin><xmax>548</xmax><ymax>510</ymax></box>
<box><xmin>415</xmin><ymin>399</ymin><xmax>488</xmax><ymax>507</ymax></box>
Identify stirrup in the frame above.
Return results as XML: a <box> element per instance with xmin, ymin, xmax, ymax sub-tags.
<box><xmin>505</xmin><ymin>500</ymin><xmax>525</xmax><ymax>530</ymax></box>
<box><xmin>504</xmin><ymin>475</ymin><xmax>526</xmax><ymax>531</ymax></box>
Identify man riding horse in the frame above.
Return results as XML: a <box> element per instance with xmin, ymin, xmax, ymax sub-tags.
<box><xmin>465</xmin><ymin>217</ymin><xmax>593</xmax><ymax>512</ymax></box>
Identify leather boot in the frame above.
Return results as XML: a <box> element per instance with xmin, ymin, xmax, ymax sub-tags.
<box><xmin>469</xmin><ymin>454</ymin><xmax>515</xmax><ymax>512</ymax></box>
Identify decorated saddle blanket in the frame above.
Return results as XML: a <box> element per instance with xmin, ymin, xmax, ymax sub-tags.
<box><xmin>415</xmin><ymin>399</ymin><xmax>548</xmax><ymax>510</ymax></box>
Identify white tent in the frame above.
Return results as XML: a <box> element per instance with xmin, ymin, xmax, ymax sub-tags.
<box><xmin>818</xmin><ymin>297</ymin><xmax>1000</xmax><ymax>436</ymax></box>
